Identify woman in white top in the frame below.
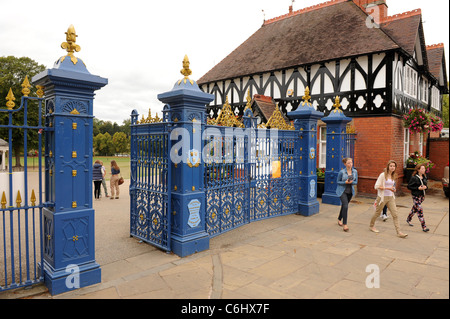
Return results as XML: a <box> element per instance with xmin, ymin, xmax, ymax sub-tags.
<box><xmin>369</xmin><ymin>160</ymin><xmax>408</xmax><ymax>238</ymax></box>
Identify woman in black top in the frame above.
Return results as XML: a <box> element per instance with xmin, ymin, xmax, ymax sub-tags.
<box><xmin>407</xmin><ymin>163</ymin><xmax>430</xmax><ymax>232</ymax></box>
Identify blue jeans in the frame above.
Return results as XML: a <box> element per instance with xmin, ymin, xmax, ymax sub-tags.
<box><xmin>339</xmin><ymin>192</ymin><xmax>353</xmax><ymax>225</ymax></box>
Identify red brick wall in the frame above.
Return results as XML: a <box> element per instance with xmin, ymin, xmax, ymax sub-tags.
<box><xmin>428</xmin><ymin>138</ymin><xmax>449</xmax><ymax>181</ymax></box>
<box><xmin>353</xmin><ymin>116</ymin><xmax>405</xmax><ymax>196</ymax></box>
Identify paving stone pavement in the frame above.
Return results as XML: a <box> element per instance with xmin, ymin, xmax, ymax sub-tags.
<box><xmin>1</xmin><ymin>179</ymin><xmax>448</xmax><ymax>300</ymax></box>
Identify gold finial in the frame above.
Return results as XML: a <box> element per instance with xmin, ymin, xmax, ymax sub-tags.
<box><xmin>30</xmin><ymin>190</ymin><xmax>36</xmax><ymax>206</ymax></box>
<box><xmin>302</xmin><ymin>87</ymin><xmax>311</xmax><ymax>105</ymax></box>
<box><xmin>6</xmin><ymin>88</ymin><xmax>15</xmax><ymax>110</ymax></box>
<box><xmin>333</xmin><ymin>96</ymin><xmax>343</xmax><ymax>114</ymax></box>
<box><xmin>178</xmin><ymin>55</ymin><xmax>194</xmax><ymax>85</ymax></box>
<box><xmin>1</xmin><ymin>192</ymin><xmax>6</xmax><ymax>209</ymax></box>
<box><xmin>213</xmin><ymin>96</ymin><xmax>244</xmax><ymax>128</ymax></box>
<box><xmin>138</xmin><ymin>109</ymin><xmax>162</xmax><ymax>124</ymax></box>
<box><xmin>265</xmin><ymin>103</ymin><xmax>295</xmax><ymax>131</ymax></box>
<box><xmin>36</xmin><ymin>85</ymin><xmax>45</xmax><ymax>98</ymax></box>
<box><xmin>61</xmin><ymin>25</ymin><xmax>81</xmax><ymax>65</ymax></box>
<box><xmin>21</xmin><ymin>76</ymin><xmax>32</xmax><ymax>97</ymax></box>
<box><xmin>16</xmin><ymin>190</ymin><xmax>22</xmax><ymax>208</ymax></box>
<box><xmin>244</xmin><ymin>90</ymin><xmax>253</xmax><ymax>112</ymax></box>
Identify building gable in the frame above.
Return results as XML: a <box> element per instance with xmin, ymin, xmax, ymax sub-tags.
<box><xmin>427</xmin><ymin>44</ymin><xmax>448</xmax><ymax>92</ymax></box>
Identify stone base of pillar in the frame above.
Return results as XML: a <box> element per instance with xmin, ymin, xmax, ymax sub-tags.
<box><xmin>171</xmin><ymin>232</ymin><xmax>210</xmax><ymax>258</ymax></box>
<box><xmin>297</xmin><ymin>201</ymin><xmax>320</xmax><ymax>217</ymax></box>
<box><xmin>41</xmin><ymin>260</ymin><xmax>101</xmax><ymax>295</ymax></box>
<box><xmin>321</xmin><ymin>193</ymin><xmax>342</xmax><ymax>206</ymax></box>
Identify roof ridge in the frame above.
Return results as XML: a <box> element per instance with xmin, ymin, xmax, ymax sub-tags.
<box><xmin>263</xmin><ymin>0</ymin><xmax>347</xmax><ymax>25</ymax></box>
<box><xmin>427</xmin><ymin>43</ymin><xmax>445</xmax><ymax>50</ymax></box>
<box><xmin>382</xmin><ymin>8</ymin><xmax>421</xmax><ymax>23</ymax></box>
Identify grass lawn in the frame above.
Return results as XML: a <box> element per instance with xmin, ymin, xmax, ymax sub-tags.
<box><xmin>8</xmin><ymin>156</ymin><xmax>131</xmax><ymax>180</ymax></box>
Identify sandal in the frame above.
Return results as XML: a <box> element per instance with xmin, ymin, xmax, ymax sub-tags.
<box><xmin>338</xmin><ymin>220</ymin><xmax>343</xmax><ymax>227</ymax></box>
<box><xmin>406</xmin><ymin>220</ymin><xmax>414</xmax><ymax>227</ymax></box>
<box><xmin>343</xmin><ymin>226</ymin><xmax>349</xmax><ymax>232</ymax></box>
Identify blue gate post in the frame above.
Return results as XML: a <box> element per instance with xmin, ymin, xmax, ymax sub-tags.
<box><xmin>287</xmin><ymin>89</ymin><xmax>324</xmax><ymax>216</ymax></box>
<box><xmin>157</xmin><ymin>56</ymin><xmax>214</xmax><ymax>257</ymax></box>
<box><xmin>321</xmin><ymin>96</ymin><xmax>352</xmax><ymax>206</ymax></box>
<box><xmin>32</xmin><ymin>25</ymin><xmax>108</xmax><ymax>295</ymax></box>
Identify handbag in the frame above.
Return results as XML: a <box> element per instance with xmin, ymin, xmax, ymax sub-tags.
<box><xmin>118</xmin><ymin>175</ymin><xmax>124</xmax><ymax>185</ymax></box>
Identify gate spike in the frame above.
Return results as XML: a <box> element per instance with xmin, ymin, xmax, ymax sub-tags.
<box><xmin>16</xmin><ymin>190</ymin><xmax>22</xmax><ymax>208</ymax></box>
<box><xmin>21</xmin><ymin>76</ymin><xmax>32</xmax><ymax>97</ymax></box>
<box><xmin>1</xmin><ymin>191</ymin><xmax>6</xmax><ymax>209</ymax></box>
<box><xmin>6</xmin><ymin>88</ymin><xmax>16</xmax><ymax>110</ymax></box>
<box><xmin>30</xmin><ymin>190</ymin><xmax>36</xmax><ymax>206</ymax></box>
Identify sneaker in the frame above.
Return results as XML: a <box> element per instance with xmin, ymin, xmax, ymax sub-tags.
<box><xmin>423</xmin><ymin>228</ymin><xmax>430</xmax><ymax>232</ymax></box>
<box><xmin>382</xmin><ymin>215</ymin><xmax>388</xmax><ymax>222</ymax></box>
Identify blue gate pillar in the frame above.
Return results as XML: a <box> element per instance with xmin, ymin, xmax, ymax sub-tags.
<box><xmin>321</xmin><ymin>97</ymin><xmax>352</xmax><ymax>206</ymax></box>
<box><xmin>288</xmin><ymin>89</ymin><xmax>324</xmax><ymax>216</ymax></box>
<box><xmin>32</xmin><ymin>25</ymin><xmax>108</xmax><ymax>295</ymax></box>
<box><xmin>157</xmin><ymin>56</ymin><xmax>214</xmax><ymax>257</ymax></box>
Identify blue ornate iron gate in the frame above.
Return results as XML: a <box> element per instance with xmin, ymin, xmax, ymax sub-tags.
<box><xmin>130</xmin><ymin>57</ymin><xmax>325</xmax><ymax>257</ymax></box>
<box><xmin>0</xmin><ymin>82</ymin><xmax>48</xmax><ymax>292</ymax></box>
<box><xmin>204</xmin><ymin>128</ymin><xmax>298</xmax><ymax>237</ymax></box>
<box><xmin>129</xmin><ymin>111</ymin><xmax>172</xmax><ymax>252</ymax></box>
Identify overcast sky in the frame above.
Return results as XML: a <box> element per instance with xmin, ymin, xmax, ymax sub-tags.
<box><xmin>1</xmin><ymin>0</ymin><xmax>448</xmax><ymax>124</ymax></box>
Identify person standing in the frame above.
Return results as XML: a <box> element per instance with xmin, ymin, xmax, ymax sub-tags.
<box><xmin>407</xmin><ymin>163</ymin><xmax>430</xmax><ymax>232</ymax></box>
<box><xmin>370</xmin><ymin>160</ymin><xmax>408</xmax><ymax>238</ymax></box>
<box><xmin>110</xmin><ymin>160</ymin><xmax>121</xmax><ymax>200</ymax></box>
<box><xmin>100</xmin><ymin>161</ymin><xmax>109</xmax><ymax>198</ymax></box>
<box><xmin>336</xmin><ymin>158</ymin><xmax>358</xmax><ymax>232</ymax></box>
<box><xmin>93</xmin><ymin>160</ymin><xmax>103</xmax><ymax>200</ymax></box>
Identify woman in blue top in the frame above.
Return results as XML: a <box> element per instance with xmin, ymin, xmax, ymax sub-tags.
<box><xmin>336</xmin><ymin>158</ymin><xmax>358</xmax><ymax>232</ymax></box>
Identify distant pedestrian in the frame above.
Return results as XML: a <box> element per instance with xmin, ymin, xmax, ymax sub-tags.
<box><xmin>93</xmin><ymin>160</ymin><xmax>103</xmax><ymax>200</ymax></box>
<box><xmin>370</xmin><ymin>160</ymin><xmax>408</xmax><ymax>238</ymax></box>
<box><xmin>381</xmin><ymin>205</ymin><xmax>389</xmax><ymax>221</ymax></box>
<box><xmin>407</xmin><ymin>163</ymin><xmax>430</xmax><ymax>232</ymax></box>
<box><xmin>100</xmin><ymin>161</ymin><xmax>109</xmax><ymax>198</ymax></box>
<box><xmin>110</xmin><ymin>160</ymin><xmax>121</xmax><ymax>200</ymax></box>
<box><xmin>336</xmin><ymin>158</ymin><xmax>358</xmax><ymax>232</ymax></box>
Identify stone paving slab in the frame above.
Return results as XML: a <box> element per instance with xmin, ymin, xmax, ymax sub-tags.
<box><xmin>1</xmin><ymin>179</ymin><xmax>448</xmax><ymax>300</ymax></box>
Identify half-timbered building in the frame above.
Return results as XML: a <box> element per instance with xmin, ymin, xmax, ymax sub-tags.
<box><xmin>198</xmin><ymin>0</ymin><xmax>448</xmax><ymax>195</ymax></box>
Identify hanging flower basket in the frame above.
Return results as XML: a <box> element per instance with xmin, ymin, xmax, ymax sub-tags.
<box><xmin>403</xmin><ymin>108</ymin><xmax>430</xmax><ymax>133</ymax></box>
<box><xmin>428</xmin><ymin>113</ymin><xmax>444</xmax><ymax>132</ymax></box>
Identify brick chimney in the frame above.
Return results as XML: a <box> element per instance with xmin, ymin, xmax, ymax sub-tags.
<box><xmin>354</xmin><ymin>0</ymin><xmax>388</xmax><ymax>23</ymax></box>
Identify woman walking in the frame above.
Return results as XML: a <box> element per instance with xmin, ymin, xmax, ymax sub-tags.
<box><xmin>110</xmin><ymin>160</ymin><xmax>121</xmax><ymax>200</ymax></box>
<box><xmin>370</xmin><ymin>160</ymin><xmax>408</xmax><ymax>238</ymax></box>
<box><xmin>93</xmin><ymin>160</ymin><xmax>103</xmax><ymax>200</ymax></box>
<box><xmin>407</xmin><ymin>163</ymin><xmax>430</xmax><ymax>232</ymax></box>
<box><xmin>336</xmin><ymin>158</ymin><xmax>358</xmax><ymax>232</ymax></box>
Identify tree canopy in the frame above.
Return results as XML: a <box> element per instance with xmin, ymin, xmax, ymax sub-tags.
<box><xmin>0</xmin><ymin>56</ymin><xmax>46</xmax><ymax>166</ymax></box>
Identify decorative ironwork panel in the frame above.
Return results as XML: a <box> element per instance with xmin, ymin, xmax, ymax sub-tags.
<box><xmin>1</xmin><ymin>93</ymin><xmax>48</xmax><ymax>292</ymax></box>
<box><xmin>204</xmin><ymin>126</ymin><xmax>299</xmax><ymax>238</ymax></box>
<box><xmin>205</xmin><ymin>130</ymin><xmax>248</xmax><ymax>237</ymax></box>
<box><xmin>130</xmin><ymin>123</ymin><xmax>171</xmax><ymax>252</ymax></box>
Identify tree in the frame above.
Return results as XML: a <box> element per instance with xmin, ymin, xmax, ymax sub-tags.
<box><xmin>93</xmin><ymin>132</ymin><xmax>114</xmax><ymax>156</ymax></box>
<box><xmin>442</xmin><ymin>93</ymin><xmax>449</xmax><ymax>128</ymax></box>
<box><xmin>0</xmin><ymin>56</ymin><xmax>46</xmax><ymax>167</ymax></box>
<box><xmin>112</xmin><ymin>132</ymin><xmax>129</xmax><ymax>154</ymax></box>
